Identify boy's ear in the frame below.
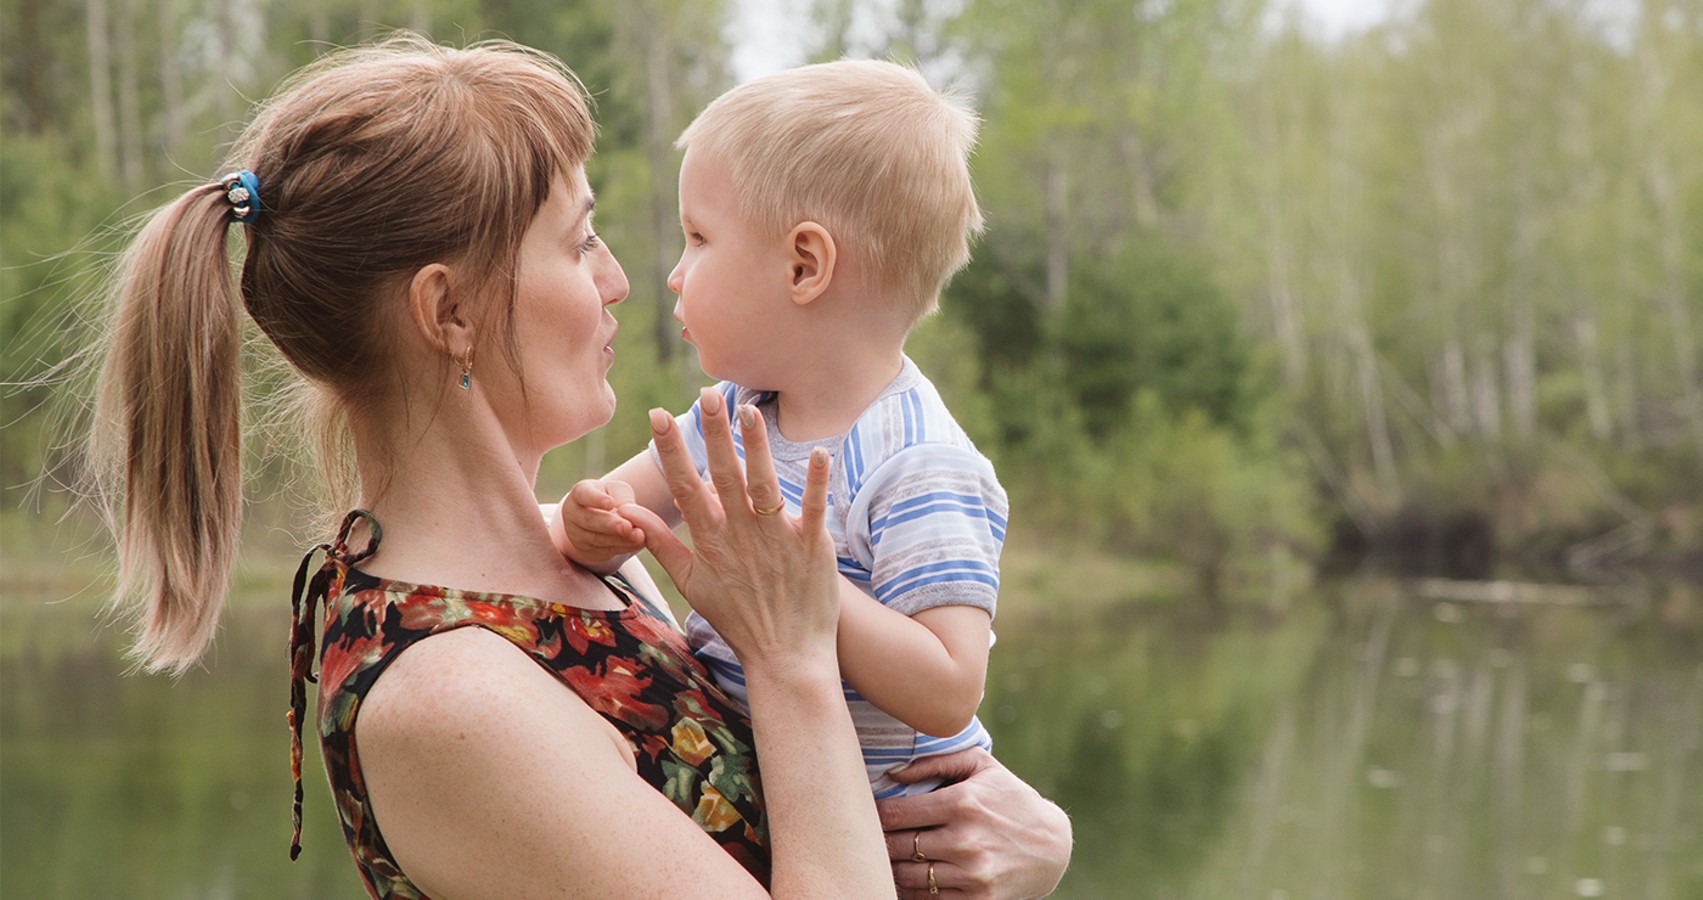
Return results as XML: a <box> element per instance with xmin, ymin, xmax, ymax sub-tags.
<box><xmin>406</xmin><ymin>263</ymin><xmax>476</xmax><ymax>359</ymax></box>
<box><xmin>786</xmin><ymin>221</ymin><xmax>836</xmax><ymax>306</ymax></box>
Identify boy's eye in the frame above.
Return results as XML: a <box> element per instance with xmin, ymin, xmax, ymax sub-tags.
<box><xmin>687</xmin><ymin>232</ymin><xmax>705</xmax><ymax>245</ymax></box>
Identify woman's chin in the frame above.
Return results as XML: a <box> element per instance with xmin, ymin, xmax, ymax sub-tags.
<box><xmin>587</xmin><ymin>382</ymin><xmax>618</xmax><ymax>430</ymax></box>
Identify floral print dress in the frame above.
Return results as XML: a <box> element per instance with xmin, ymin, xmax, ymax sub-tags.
<box><xmin>288</xmin><ymin>511</ymin><xmax>770</xmax><ymax>898</ymax></box>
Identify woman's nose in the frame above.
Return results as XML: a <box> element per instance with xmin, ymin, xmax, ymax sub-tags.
<box><xmin>600</xmin><ymin>248</ymin><xmax>630</xmax><ymax>306</ymax></box>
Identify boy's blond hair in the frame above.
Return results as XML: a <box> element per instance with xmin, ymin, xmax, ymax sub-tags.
<box><xmin>678</xmin><ymin>59</ymin><xmax>983</xmax><ymax>323</ymax></box>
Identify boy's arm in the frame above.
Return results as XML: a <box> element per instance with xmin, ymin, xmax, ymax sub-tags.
<box><xmin>549</xmin><ymin>450</ymin><xmax>681</xmax><ymax>574</ymax></box>
<box><xmin>833</xmin><ymin>444</ymin><xmax>1005</xmax><ymax>738</ymax></box>
<box><xmin>835</xmin><ymin>583</ymin><xmax>991</xmax><ymax>738</ymax></box>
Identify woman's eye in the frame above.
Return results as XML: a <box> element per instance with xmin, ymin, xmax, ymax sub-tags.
<box><xmin>579</xmin><ymin>232</ymin><xmax>602</xmax><ymax>252</ymax></box>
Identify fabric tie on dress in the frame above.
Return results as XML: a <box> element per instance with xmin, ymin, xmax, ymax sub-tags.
<box><xmin>288</xmin><ymin>510</ymin><xmax>380</xmax><ymax>861</ymax></box>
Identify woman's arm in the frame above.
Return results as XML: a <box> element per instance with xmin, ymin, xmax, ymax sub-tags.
<box><xmin>357</xmin><ymin>627</ymin><xmax>777</xmax><ymax>898</ymax></box>
<box><xmin>877</xmin><ymin>748</ymin><xmax>1073</xmax><ymax>899</ymax></box>
<box><xmin>623</xmin><ymin>388</ymin><xmax>892</xmax><ymax>897</ymax></box>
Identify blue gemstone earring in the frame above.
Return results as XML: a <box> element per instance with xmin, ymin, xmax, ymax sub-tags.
<box><xmin>457</xmin><ymin>350</ymin><xmax>473</xmax><ymax>390</ymax></box>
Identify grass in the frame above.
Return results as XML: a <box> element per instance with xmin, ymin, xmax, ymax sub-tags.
<box><xmin>0</xmin><ymin>503</ymin><xmax>1205</xmax><ymax>631</ymax></box>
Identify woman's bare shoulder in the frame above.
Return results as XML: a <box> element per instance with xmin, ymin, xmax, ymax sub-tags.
<box><xmin>357</xmin><ymin>626</ymin><xmax>628</xmax><ymax>762</ymax></box>
<box><xmin>349</xmin><ymin>626</ymin><xmax>768</xmax><ymax>898</ymax></box>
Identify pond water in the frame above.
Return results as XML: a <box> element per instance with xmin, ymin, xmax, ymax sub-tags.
<box><xmin>3</xmin><ymin>560</ymin><xmax>1700</xmax><ymax>899</ymax></box>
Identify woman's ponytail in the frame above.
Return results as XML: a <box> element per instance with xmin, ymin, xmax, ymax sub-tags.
<box><xmin>93</xmin><ymin>183</ymin><xmax>245</xmax><ymax>675</ymax></box>
<box><xmin>84</xmin><ymin>36</ymin><xmax>598</xmax><ymax>675</ymax></box>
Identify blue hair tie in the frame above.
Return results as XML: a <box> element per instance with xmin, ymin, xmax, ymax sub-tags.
<box><xmin>220</xmin><ymin>170</ymin><xmax>262</xmax><ymax>225</ymax></box>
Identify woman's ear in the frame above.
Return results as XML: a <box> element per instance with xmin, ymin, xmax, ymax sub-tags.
<box><xmin>406</xmin><ymin>263</ymin><xmax>475</xmax><ymax>357</ymax></box>
<box><xmin>786</xmin><ymin>222</ymin><xmax>836</xmax><ymax>306</ymax></box>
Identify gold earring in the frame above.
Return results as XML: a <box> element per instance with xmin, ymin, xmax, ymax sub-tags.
<box><xmin>457</xmin><ymin>349</ymin><xmax>474</xmax><ymax>390</ymax></box>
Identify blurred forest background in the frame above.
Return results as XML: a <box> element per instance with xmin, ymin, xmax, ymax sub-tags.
<box><xmin>4</xmin><ymin>0</ymin><xmax>1702</xmax><ymax>590</ymax></box>
<box><xmin>6</xmin><ymin>4</ymin><xmax>1703</xmax><ymax>897</ymax></box>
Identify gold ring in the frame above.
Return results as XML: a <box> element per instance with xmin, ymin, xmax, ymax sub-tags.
<box><xmin>753</xmin><ymin>502</ymin><xmax>784</xmax><ymax>517</ymax></box>
<box><xmin>912</xmin><ymin>831</ymin><xmax>926</xmax><ymax>863</ymax></box>
<box><xmin>927</xmin><ymin>861</ymin><xmax>938</xmax><ymax>895</ymax></box>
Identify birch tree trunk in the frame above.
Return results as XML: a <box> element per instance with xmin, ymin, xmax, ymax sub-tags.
<box><xmin>1644</xmin><ymin>121</ymin><xmax>1703</xmax><ymax>460</ymax></box>
<box><xmin>115</xmin><ymin>0</ymin><xmax>144</xmax><ymax>186</ymax></box>
<box><xmin>1439</xmin><ymin>339</ymin><xmax>1472</xmax><ymax>438</ymax></box>
<box><xmin>1504</xmin><ymin>302</ymin><xmax>1536</xmax><ymax>441</ymax></box>
<box><xmin>1328</xmin><ymin>77</ymin><xmax>1398</xmax><ymax>499</ymax></box>
<box><xmin>1257</xmin><ymin>72</ymin><xmax>1306</xmax><ymax>390</ymax></box>
<box><xmin>1353</xmin><ymin>324</ymin><xmax>1399</xmax><ymax>500</ymax></box>
<box><xmin>1044</xmin><ymin>148</ymin><xmax>1068</xmax><ymax>313</ymax></box>
<box><xmin>14</xmin><ymin>0</ymin><xmax>50</xmax><ymax>133</ymax></box>
<box><xmin>86</xmin><ymin>0</ymin><xmax>118</xmax><ymax>181</ymax></box>
<box><xmin>216</xmin><ymin>0</ymin><xmax>239</xmax><ymax>121</ymax></box>
<box><xmin>1560</xmin><ymin>44</ymin><xmax>1613</xmax><ymax>442</ymax></box>
<box><xmin>1426</xmin><ymin>116</ymin><xmax>1477</xmax><ymax>438</ymax></box>
<box><xmin>1473</xmin><ymin>341</ymin><xmax>1503</xmax><ymax>443</ymax></box>
<box><xmin>1617</xmin><ymin>343</ymin><xmax>1642</xmax><ymax>450</ymax></box>
<box><xmin>1575</xmin><ymin>309</ymin><xmax>1613</xmax><ymax>441</ymax></box>
<box><xmin>1505</xmin><ymin>140</ymin><xmax>1537</xmax><ymax>442</ymax></box>
<box><xmin>156</xmin><ymin>0</ymin><xmax>184</xmax><ymax>163</ymax></box>
<box><xmin>1121</xmin><ymin>127</ymin><xmax>1161</xmax><ymax>231</ymax></box>
<box><xmin>812</xmin><ymin>0</ymin><xmax>854</xmax><ymax>59</ymax></box>
<box><xmin>637</xmin><ymin>0</ymin><xmax>680</xmax><ymax>364</ymax></box>
<box><xmin>1638</xmin><ymin>6</ymin><xmax>1703</xmax><ymax>461</ymax></box>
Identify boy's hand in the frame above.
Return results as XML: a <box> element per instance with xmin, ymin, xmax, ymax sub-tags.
<box><xmin>557</xmin><ymin>478</ymin><xmax>647</xmax><ymax>570</ymax></box>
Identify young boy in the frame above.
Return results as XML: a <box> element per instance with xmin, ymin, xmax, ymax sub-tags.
<box><xmin>550</xmin><ymin>59</ymin><xmax>1004</xmax><ymax>798</ymax></box>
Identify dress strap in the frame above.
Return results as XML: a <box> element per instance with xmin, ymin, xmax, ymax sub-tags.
<box><xmin>332</xmin><ymin>508</ymin><xmax>382</xmax><ymax>565</ymax></box>
<box><xmin>287</xmin><ymin>509</ymin><xmax>382</xmax><ymax>861</ymax></box>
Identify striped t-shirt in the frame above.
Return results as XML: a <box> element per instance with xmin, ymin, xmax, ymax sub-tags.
<box><xmin>652</xmin><ymin>357</ymin><xmax>1005</xmax><ymax>797</ymax></box>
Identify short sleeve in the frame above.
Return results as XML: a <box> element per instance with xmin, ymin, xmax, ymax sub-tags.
<box><xmin>850</xmin><ymin>444</ymin><xmax>1008</xmax><ymax>618</ymax></box>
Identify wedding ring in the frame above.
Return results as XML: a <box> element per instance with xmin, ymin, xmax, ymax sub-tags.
<box><xmin>753</xmin><ymin>501</ymin><xmax>784</xmax><ymax>517</ymax></box>
<box><xmin>927</xmin><ymin>861</ymin><xmax>938</xmax><ymax>895</ymax></box>
<box><xmin>912</xmin><ymin>831</ymin><xmax>927</xmax><ymax>862</ymax></box>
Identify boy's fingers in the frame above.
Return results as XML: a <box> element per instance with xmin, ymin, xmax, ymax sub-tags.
<box><xmin>697</xmin><ymin>387</ymin><xmax>749</xmax><ymax>509</ymax></box>
<box><xmin>651</xmin><ymin>408</ymin><xmax>711</xmax><ymax>524</ymax></box>
<box><xmin>799</xmin><ymin>446</ymin><xmax>830</xmax><ymax>536</ymax></box>
<box><xmin>567</xmin><ymin>479</ymin><xmax>615</xmax><ymax>510</ymax></box>
<box><xmin>587</xmin><ymin>510</ymin><xmax>642</xmax><ymax>546</ymax></box>
<box><xmin>605</xmin><ymin>479</ymin><xmax>637</xmax><ymax>507</ymax></box>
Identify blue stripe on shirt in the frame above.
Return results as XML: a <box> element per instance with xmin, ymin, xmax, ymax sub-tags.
<box><xmin>875</xmin><ymin>570</ymin><xmax>1001</xmax><ymax>605</ymax></box>
<box><xmin>871</xmin><ymin>498</ymin><xmax>1005</xmax><ymax>545</ymax></box>
<box><xmin>874</xmin><ymin>561</ymin><xmax>1001</xmax><ymax>604</ymax></box>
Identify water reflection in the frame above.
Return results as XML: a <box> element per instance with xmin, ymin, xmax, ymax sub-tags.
<box><xmin>3</xmin><ymin>576</ymin><xmax>1700</xmax><ymax>898</ymax></box>
<box><xmin>985</xmin><ymin>580</ymin><xmax>1703</xmax><ymax>899</ymax></box>
<box><xmin>2</xmin><ymin>599</ymin><xmax>354</xmax><ymax>899</ymax></box>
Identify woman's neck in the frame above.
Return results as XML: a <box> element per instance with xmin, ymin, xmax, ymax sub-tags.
<box><xmin>347</xmin><ymin>413</ymin><xmax>615</xmax><ymax>608</ymax></box>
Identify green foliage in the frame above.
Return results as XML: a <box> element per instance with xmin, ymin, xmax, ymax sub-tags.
<box><xmin>940</xmin><ymin>246</ymin><xmax>1047</xmax><ymax>376</ymax></box>
<box><xmin>7</xmin><ymin>0</ymin><xmax>1702</xmax><ymax>580</ymax></box>
<box><xmin>1056</xmin><ymin>237</ymin><xmax>1254</xmax><ymax>438</ymax></box>
<box><xmin>1016</xmin><ymin>391</ymin><xmax>1323</xmax><ymax>590</ymax></box>
<box><xmin>0</xmin><ymin>130</ymin><xmax>115</xmax><ymax>492</ymax></box>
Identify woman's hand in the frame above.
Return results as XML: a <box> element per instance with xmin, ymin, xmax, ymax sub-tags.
<box><xmin>877</xmin><ymin>748</ymin><xmax>1073</xmax><ymax>899</ymax></box>
<box><xmin>628</xmin><ymin>388</ymin><xmax>893</xmax><ymax>897</ymax></box>
<box><xmin>624</xmin><ymin>387</ymin><xmax>840</xmax><ymax>670</ymax></box>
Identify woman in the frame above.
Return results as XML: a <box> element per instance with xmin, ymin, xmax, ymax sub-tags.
<box><xmin>91</xmin><ymin>34</ymin><xmax>1069</xmax><ymax>898</ymax></box>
